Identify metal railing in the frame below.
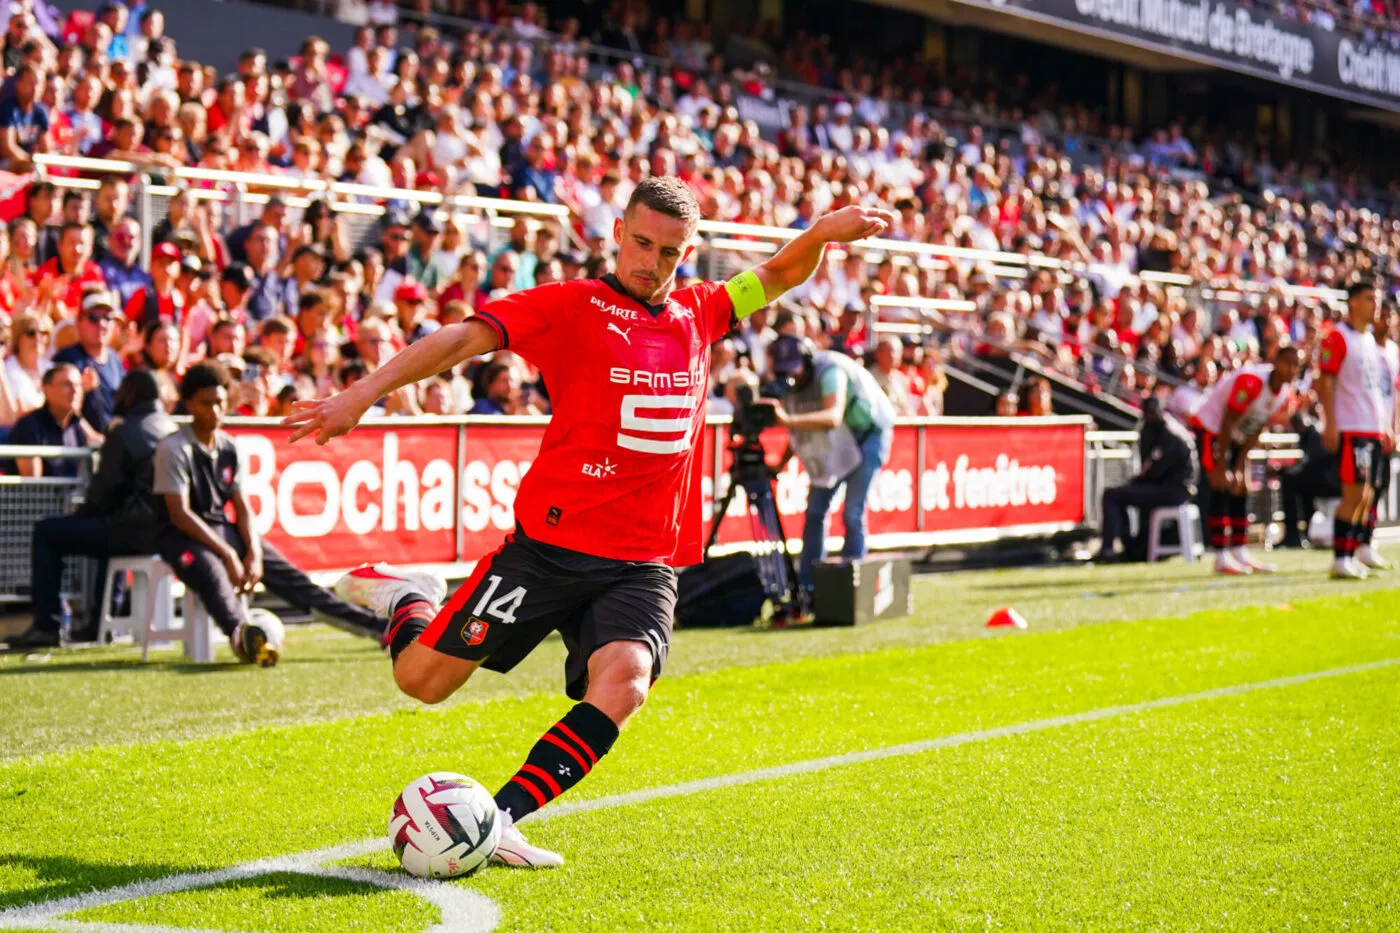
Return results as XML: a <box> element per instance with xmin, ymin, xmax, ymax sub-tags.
<box><xmin>0</xmin><ymin>446</ymin><xmax>95</xmax><ymax>603</ymax></box>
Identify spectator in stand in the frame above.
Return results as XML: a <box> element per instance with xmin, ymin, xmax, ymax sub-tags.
<box><xmin>124</xmin><ymin>241</ymin><xmax>184</xmax><ymax>329</ymax></box>
<box><xmin>131</xmin><ymin>320</ymin><xmax>181</xmax><ymax>408</ymax></box>
<box><xmin>226</xmin><ymin>197</ymin><xmax>287</xmax><ymax>266</ymax></box>
<box><xmin>256</xmin><ymin>317</ymin><xmax>297</xmax><ymax>376</ymax></box>
<box><xmin>0</xmin><ymin>63</ymin><xmax>49</xmax><ymax>172</ymax></box>
<box><xmin>53</xmin><ymin>292</ymin><xmax>125</xmax><ymax>432</ymax></box>
<box><xmin>7</xmin><ymin>362</ymin><xmax>97</xmax><ymax>477</ymax></box>
<box><xmin>89</xmin><ymin>175</ymin><xmax>131</xmax><ymax>262</ymax></box>
<box><xmin>281</xmin><ymin>243</ymin><xmax>327</xmax><ymax>313</ymax></box>
<box><xmin>0</xmin><ymin>313</ymin><xmax>50</xmax><ymax>428</ymax></box>
<box><xmin>404</xmin><ymin>212</ymin><xmax>443</xmax><ymax>290</ymax></box>
<box><xmin>392</xmin><ymin>280</ymin><xmax>437</xmax><ymax>345</ymax></box>
<box><xmin>1023</xmin><ymin>377</ymin><xmax>1054</xmax><ymax>416</ymax></box>
<box><xmin>32</xmin><ymin>222</ymin><xmax>106</xmax><ymax>319</ymax></box>
<box><xmin>469</xmin><ymin>360</ymin><xmax>520</xmax><ymax>416</ymax></box>
<box><xmin>243</xmin><ymin>222</ymin><xmax>284</xmax><ymax>323</ymax></box>
<box><xmin>869</xmin><ymin>335</ymin><xmax>917</xmax><ymax>416</ymax></box>
<box><xmin>98</xmin><ymin>218</ymin><xmax>152</xmax><ymax>306</ymax></box>
<box><xmin>354</xmin><ymin>316</ymin><xmax>394</xmax><ymax>374</ymax></box>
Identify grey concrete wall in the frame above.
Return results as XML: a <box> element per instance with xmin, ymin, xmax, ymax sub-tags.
<box><xmin>66</xmin><ymin>0</ymin><xmax>357</xmax><ymax>72</ymax></box>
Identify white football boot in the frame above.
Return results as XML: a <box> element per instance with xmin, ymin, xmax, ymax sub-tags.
<box><xmin>1231</xmin><ymin>546</ymin><xmax>1276</xmax><ymax>574</ymax></box>
<box><xmin>332</xmin><ymin>563</ymin><xmax>448</xmax><ymax>618</ymax></box>
<box><xmin>489</xmin><ymin>809</ymin><xmax>564</xmax><ymax>868</ymax></box>
<box><xmin>1355</xmin><ymin>544</ymin><xmax>1393</xmax><ymax>570</ymax></box>
<box><xmin>1213</xmin><ymin>550</ymin><xmax>1252</xmax><ymax>575</ymax></box>
<box><xmin>1330</xmin><ymin>557</ymin><xmax>1369</xmax><ymax>580</ymax></box>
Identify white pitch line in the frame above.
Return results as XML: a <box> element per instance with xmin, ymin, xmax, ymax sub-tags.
<box><xmin>3</xmin><ymin>654</ymin><xmax>1397</xmax><ymax>932</ymax></box>
<box><xmin>526</xmin><ymin>655</ymin><xmax>1400</xmax><ymax>824</ymax></box>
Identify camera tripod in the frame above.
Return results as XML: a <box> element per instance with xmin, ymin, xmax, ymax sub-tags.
<box><xmin>704</xmin><ymin>436</ymin><xmax>808</xmax><ymax>624</ymax></box>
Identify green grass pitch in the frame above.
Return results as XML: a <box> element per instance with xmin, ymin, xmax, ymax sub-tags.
<box><xmin>2</xmin><ymin>550</ymin><xmax>1398</xmax><ymax>931</ymax></box>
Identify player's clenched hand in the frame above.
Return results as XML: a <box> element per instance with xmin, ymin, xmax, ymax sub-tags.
<box><xmin>283</xmin><ymin>391</ymin><xmax>371</xmax><ymax>445</ymax></box>
<box><xmin>814</xmin><ymin>205</ymin><xmax>897</xmax><ymax>244</ymax></box>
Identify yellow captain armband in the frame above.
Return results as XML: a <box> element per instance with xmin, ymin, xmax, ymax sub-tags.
<box><xmin>725</xmin><ymin>270</ymin><xmax>768</xmax><ymax>320</ymax></box>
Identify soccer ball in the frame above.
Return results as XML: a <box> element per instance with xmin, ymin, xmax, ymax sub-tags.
<box><xmin>235</xmin><ymin>608</ymin><xmax>285</xmax><ymax>667</ymax></box>
<box><xmin>389</xmin><ymin>772</ymin><xmax>501</xmax><ymax>878</ymax></box>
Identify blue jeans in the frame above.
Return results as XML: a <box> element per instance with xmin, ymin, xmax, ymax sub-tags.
<box><xmin>799</xmin><ymin>427</ymin><xmax>893</xmax><ymax>589</ymax></box>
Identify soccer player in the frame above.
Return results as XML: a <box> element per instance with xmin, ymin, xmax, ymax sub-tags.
<box><xmin>1318</xmin><ymin>279</ymin><xmax>1393</xmax><ymax>578</ymax></box>
<box><xmin>283</xmin><ymin>177</ymin><xmax>893</xmax><ymax>866</ymax></box>
<box><xmin>1189</xmin><ymin>346</ymin><xmax>1301</xmax><ymax>575</ymax></box>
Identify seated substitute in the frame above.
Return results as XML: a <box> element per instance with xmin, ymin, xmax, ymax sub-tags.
<box><xmin>1093</xmin><ymin>396</ymin><xmax>1196</xmax><ymax>563</ymax></box>
<box><xmin>152</xmin><ymin>361</ymin><xmax>388</xmax><ymax>665</ymax></box>
<box><xmin>4</xmin><ymin>371</ymin><xmax>174</xmax><ymax>651</ymax></box>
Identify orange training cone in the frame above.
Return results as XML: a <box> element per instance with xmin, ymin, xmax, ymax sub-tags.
<box><xmin>985</xmin><ymin>607</ymin><xmax>1028</xmax><ymax>629</ymax></box>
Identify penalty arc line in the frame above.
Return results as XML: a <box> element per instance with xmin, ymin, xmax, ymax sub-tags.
<box><xmin>3</xmin><ymin>654</ymin><xmax>1397</xmax><ymax>932</ymax></box>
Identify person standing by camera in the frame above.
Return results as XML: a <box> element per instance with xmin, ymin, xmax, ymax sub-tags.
<box><xmin>764</xmin><ymin>334</ymin><xmax>895</xmax><ymax>592</ymax></box>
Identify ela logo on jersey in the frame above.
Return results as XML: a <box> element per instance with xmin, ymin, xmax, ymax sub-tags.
<box><xmin>461</xmin><ymin>617</ymin><xmax>489</xmax><ymax>647</ymax></box>
<box><xmin>582</xmin><ymin>457</ymin><xmax>616</xmax><ymax>478</ymax></box>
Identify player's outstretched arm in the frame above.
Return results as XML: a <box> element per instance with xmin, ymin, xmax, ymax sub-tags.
<box><xmin>283</xmin><ymin>319</ymin><xmax>498</xmax><ymax>445</ymax></box>
<box><xmin>733</xmin><ymin>206</ymin><xmax>895</xmax><ymax>319</ymax></box>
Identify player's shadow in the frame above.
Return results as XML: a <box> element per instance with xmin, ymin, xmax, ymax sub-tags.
<box><xmin>0</xmin><ymin>654</ymin><xmax>352</xmax><ymax>675</ymax></box>
<box><xmin>0</xmin><ymin>853</ymin><xmax>210</xmax><ymax>912</ymax></box>
<box><xmin>0</xmin><ymin>857</ymin><xmax>402</xmax><ymax>916</ymax></box>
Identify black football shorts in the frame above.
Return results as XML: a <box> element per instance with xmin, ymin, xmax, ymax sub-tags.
<box><xmin>1339</xmin><ymin>433</ymin><xmax>1386</xmax><ymax>492</ymax></box>
<box><xmin>419</xmin><ymin>526</ymin><xmax>677</xmax><ymax>700</ymax></box>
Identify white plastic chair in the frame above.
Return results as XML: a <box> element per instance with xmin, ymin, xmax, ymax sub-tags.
<box><xmin>1146</xmin><ymin>503</ymin><xmax>1203</xmax><ymax>563</ymax></box>
<box><xmin>96</xmin><ymin>555</ymin><xmax>223</xmax><ymax>662</ymax></box>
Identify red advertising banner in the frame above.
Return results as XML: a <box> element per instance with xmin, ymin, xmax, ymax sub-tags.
<box><xmin>226</xmin><ymin>422</ymin><xmax>460</xmax><ymax>569</ymax></box>
<box><xmin>919</xmin><ymin>421</ymin><xmax>1087</xmax><ymax>532</ymax></box>
<box><xmin>224</xmin><ymin>418</ymin><xmax>1087</xmax><ymax>572</ymax></box>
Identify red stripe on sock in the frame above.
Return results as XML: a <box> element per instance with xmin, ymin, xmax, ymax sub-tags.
<box><xmin>509</xmin><ymin>774</ymin><xmax>547</xmax><ymax>808</ymax></box>
<box><xmin>552</xmin><ymin>723</ymin><xmax>598</xmax><ymax>765</ymax></box>
<box><xmin>521</xmin><ymin>764</ymin><xmax>562</xmax><ymax>798</ymax></box>
<box><xmin>541</xmin><ymin>733</ymin><xmax>591</xmax><ymax>774</ymax></box>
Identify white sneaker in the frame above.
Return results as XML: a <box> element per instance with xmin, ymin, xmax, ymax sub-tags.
<box><xmin>1231</xmin><ymin>547</ymin><xmax>1277</xmax><ymax>574</ymax></box>
<box><xmin>1356</xmin><ymin>544</ymin><xmax>1392</xmax><ymax>570</ymax></box>
<box><xmin>1214</xmin><ymin>551</ymin><xmax>1252</xmax><ymax>575</ymax></box>
<box><xmin>333</xmin><ymin>563</ymin><xmax>448</xmax><ymax>619</ymax></box>
<box><xmin>1331</xmin><ymin>557</ymin><xmax>1369</xmax><ymax>580</ymax></box>
<box><xmin>489</xmin><ymin>810</ymin><xmax>564</xmax><ymax>868</ymax></box>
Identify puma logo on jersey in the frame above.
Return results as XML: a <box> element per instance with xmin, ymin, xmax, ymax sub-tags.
<box><xmin>607</xmin><ymin>323</ymin><xmax>632</xmax><ymax>345</ymax></box>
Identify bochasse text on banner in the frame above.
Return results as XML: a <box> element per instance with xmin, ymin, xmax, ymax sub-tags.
<box><xmin>224</xmin><ymin>418</ymin><xmax>1087</xmax><ymax>572</ymax></box>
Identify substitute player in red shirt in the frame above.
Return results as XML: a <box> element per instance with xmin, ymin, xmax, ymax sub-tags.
<box><xmin>1188</xmin><ymin>347</ymin><xmax>1300</xmax><ymax>575</ymax></box>
<box><xmin>284</xmin><ymin>177</ymin><xmax>893</xmax><ymax>866</ymax></box>
<box><xmin>1317</xmin><ymin>278</ymin><xmax>1393</xmax><ymax>579</ymax></box>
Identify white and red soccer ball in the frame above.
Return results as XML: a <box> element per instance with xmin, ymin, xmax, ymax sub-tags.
<box><xmin>389</xmin><ymin>772</ymin><xmax>501</xmax><ymax>878</ymax></box>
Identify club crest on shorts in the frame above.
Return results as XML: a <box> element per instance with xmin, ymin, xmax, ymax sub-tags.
<box><xmin>461</xmin><ymin>616</ymin><xmax>489</xmax><ymax>646</ymax></box>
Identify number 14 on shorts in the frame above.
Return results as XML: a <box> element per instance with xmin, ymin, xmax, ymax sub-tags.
<box><xmin>474</xmin><ymin>575</ymin><xmax>527</xmax><ymax>625</ymax></box>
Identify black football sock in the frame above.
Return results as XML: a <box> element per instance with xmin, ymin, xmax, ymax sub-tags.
<box><xmin>1360</xmin><ymin>508</ymin><xmax>1378</xmax><ymax>545</ymax></box>
<box><xmin>387</xmin><ymin>594</ymin><xmax>437</xmax><ymax>662</ymax></box>
<box><xmin>1229</xmin><ymin>495</ymin><xmax>1250</xmax><ymax>549</ymax></box>
<box><xmin>1334</xmin><ymin>520</ymin><xmax>1355</xmax><ymax>559</ymax></box>
<box><xmin>1207</xmin><ymin>494</ymin><xmax>1230</xmax><ymax>552</ymax></box>
<box><xmin>494</xmin><ymin>702</ymin><xmax>620</xmax><ymax>821</ymax></box>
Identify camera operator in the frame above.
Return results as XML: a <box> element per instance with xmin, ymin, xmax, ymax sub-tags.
<box><xmin>762</xmin><ymin>334</ymin><xmax>895</xmax><ymax>592</ymax></box>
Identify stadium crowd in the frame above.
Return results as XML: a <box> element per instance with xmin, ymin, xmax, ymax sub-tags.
<box><xmin>0</xmin><ymin>0</ymin><xmax>1394</xmax><ymax>472</ymax></box>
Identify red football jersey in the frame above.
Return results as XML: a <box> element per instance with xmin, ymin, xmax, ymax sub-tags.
<box><xmin>474</xmin><ymin>275</ymin><xmax>734</xmax><ymax>565</ymax></box>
